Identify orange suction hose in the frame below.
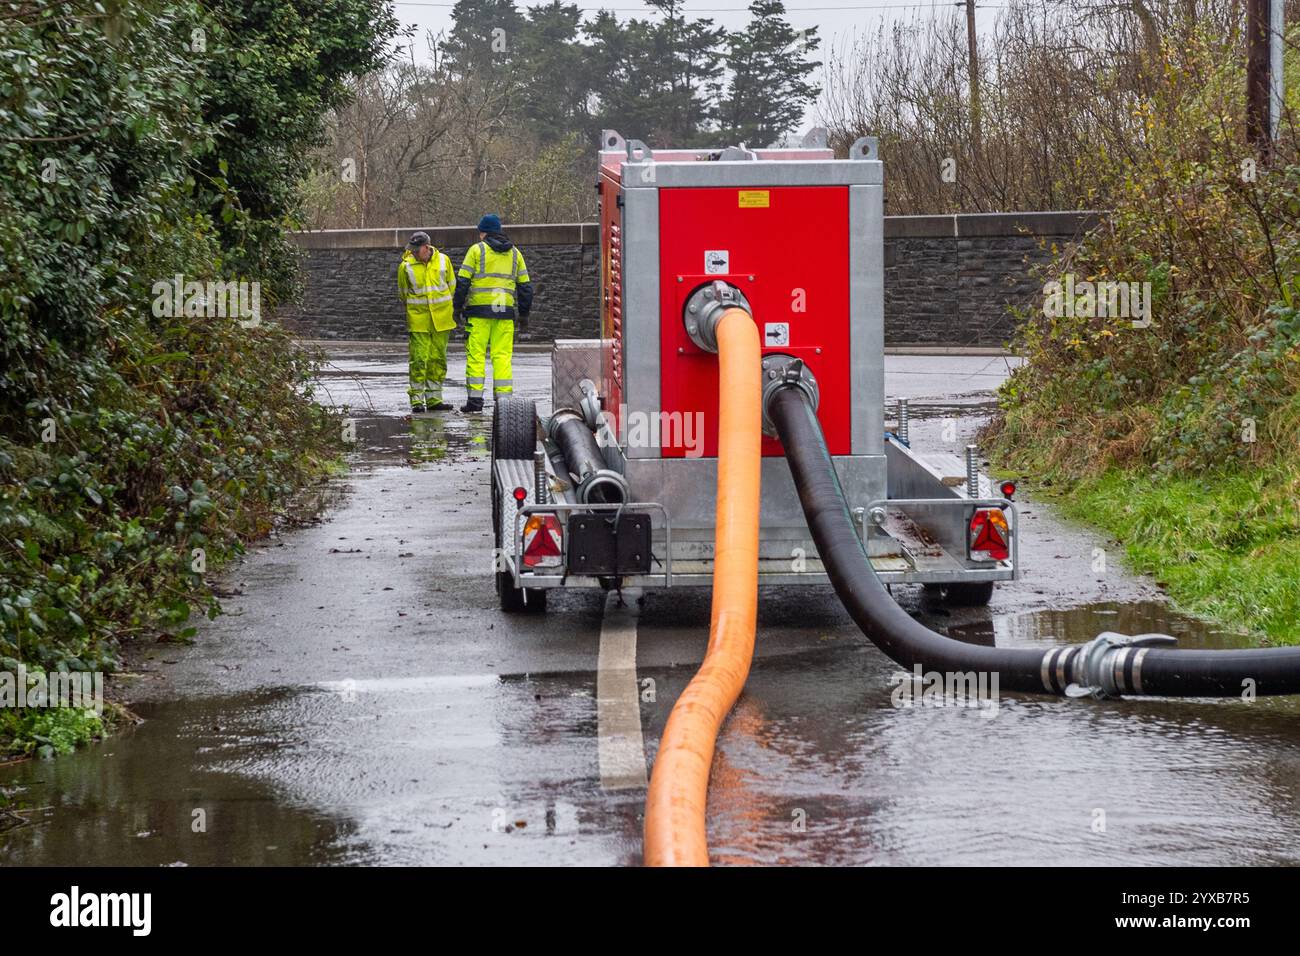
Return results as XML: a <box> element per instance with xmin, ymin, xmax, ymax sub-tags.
<box><xmin>644</xmin><ymin>307</ymin><xmax>762</xmax><ymax>866</ymax></box>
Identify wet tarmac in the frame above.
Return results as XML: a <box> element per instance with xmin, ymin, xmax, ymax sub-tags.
<box><xmin>4</xmin><ymin>343</ymin><xmax>1297</xmax><ymax>866</ymax></box>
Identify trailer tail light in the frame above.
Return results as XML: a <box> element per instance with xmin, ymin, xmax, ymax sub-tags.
<box><xmin>999</xmin><ymin>481</ymin><xmax>1017</xmax><ymax>501</ymax></box>
<box><xmin>522</xmin><ymin>514</ymin><xmax>563</xmax><ymax>568</ymax></box>
<box><xmin>969</xmin><ymin>508</ymin><xmax>1010</xmax><ymax>562</ymax></box>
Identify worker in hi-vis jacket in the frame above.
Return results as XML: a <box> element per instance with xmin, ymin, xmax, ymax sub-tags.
<box><xmin>397</xmin><ymin>231</ymin><xmax>457</xmax><ymax>413</ymax></box>
<box><xmin>453</xmin><ymin>214</ymin><xmax>534</xmax><ymax>413</ymax></box>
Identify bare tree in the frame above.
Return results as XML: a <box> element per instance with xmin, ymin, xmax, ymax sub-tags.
<box><xmin>820</xmin><ymin>0</ymin><xmax>1258</xmax><ymax>214</ymax></box>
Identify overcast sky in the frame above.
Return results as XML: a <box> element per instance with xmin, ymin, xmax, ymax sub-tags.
<box><xmin>386</xmin><ymin>0</ymin><xmax>1007</xmax><ymax>134</ymax></box>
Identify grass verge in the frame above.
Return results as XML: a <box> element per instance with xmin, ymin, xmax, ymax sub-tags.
<box><xmin>1021</xmin><ymin>466</ymin><xmax>1300</xmax><ymax>645</ymax></box>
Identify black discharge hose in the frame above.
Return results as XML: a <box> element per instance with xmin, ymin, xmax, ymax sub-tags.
<box><xmin>547</xmin><ymin>410</ymin><xmax>628</xmax><ymax>506</ymax></box>
<box><xmin>769</xmin><ymin>385</ymin><xmax>1300</xmax><ymax>698</ymax></box>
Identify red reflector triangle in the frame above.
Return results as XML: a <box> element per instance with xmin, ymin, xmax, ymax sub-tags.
<box><xmin>971</xmin><ymin>520</ymin><xmax>1005</xmax><ymax>555</ymax></box>
<box><xmin>527</xmin><ymin>533</ymin><xmax>561</xmax><ymax>558</ymax></box>
<box><xmin>524</xmin><ymin>523</ymin><xmax>562</xmax><ymax>563</ymax></box>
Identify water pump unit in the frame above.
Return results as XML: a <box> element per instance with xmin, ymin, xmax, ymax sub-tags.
<box><xmin>489</xmin><ymin>129</ymin><xmax>1016</xmax><ymax>610</ymax></box>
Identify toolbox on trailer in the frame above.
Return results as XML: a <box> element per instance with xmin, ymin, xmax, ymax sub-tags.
<box><xmin>488</xmin><ymin>129</ymin><xmax>1018</xmax><ymax>612</ymax></box>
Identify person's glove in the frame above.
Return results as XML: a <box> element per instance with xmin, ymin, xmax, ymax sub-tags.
<box><xmin>517</xmin><ymin>313</ymin><xmax>530</xmax><ymax>332</ymax></box>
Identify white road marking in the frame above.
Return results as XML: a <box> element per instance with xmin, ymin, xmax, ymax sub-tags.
<box><xmin>596</xmin><ymin>588</ymin><xmax>648</xmax><ymax>791</ymax></box>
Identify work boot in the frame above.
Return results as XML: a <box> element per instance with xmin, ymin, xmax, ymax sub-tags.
<box><xmin>410</xmin><ymin>403</ymin><xmax>426</xmax><ymax>414</ymax></box>
<box><xmin>428</xmin><ymin>401</ymin><xmax>452</xmax><ymax>412</ymax></box>
<box><xmin>460</xmin><ymin>395</ymin><xmax>484</xmax><ymax>413</ymax></box>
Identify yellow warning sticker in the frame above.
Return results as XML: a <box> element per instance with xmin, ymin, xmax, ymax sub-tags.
<box><xmin>738</xmin><ymin>190</ymin><xmax>770</xmax><ymax>208</ymax></box>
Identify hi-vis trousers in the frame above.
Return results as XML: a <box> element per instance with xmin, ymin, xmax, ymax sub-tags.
<box><xmin>464</xmin><ymin>317</ymin><xmax>514</xmax><ymax>395</ymax></box>
<box><xmin>408</xmin><ymin>329</ymin><xmax>450</xmax><ymax>406</ymax></box>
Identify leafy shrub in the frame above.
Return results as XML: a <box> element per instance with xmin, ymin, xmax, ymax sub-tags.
<box><xmin>988</xmin><ymin>28</ymin><xmax>1300</xmax><ymax>479</ymax></box>
<box><xmin>0</xmin><ymin>0</ymin><xmax>396</xmax><ymax>754</ymax></box>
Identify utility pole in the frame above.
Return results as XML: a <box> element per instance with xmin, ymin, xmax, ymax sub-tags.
<box><xmin>1246</xmin><ymin>0</ymin><xmax>1270</xmax><ymax>152</ymax></box>
<box><xmin>962</xmin><ymin>0</ymin><xmax>982</xmax><ymax>158</ymax></box>
<box><xmin>1270</xmin><ymin>0</ymin><xmax>1284</xmax><ymax>142</ymax></box>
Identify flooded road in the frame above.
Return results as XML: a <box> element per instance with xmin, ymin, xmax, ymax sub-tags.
<box><xmin>4</xmin><ymin>343</ymin><xmax>1297</xmax><ymax>867</ymax></box>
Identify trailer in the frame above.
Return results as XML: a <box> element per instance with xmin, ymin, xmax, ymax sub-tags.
<box><xmin>489</xmin><ymin>129</ymin><xmax>1018</xmax><ymax>612</ymax></box>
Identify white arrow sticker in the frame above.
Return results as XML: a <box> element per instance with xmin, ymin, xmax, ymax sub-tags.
<box><xmin>764</xmin><ymin>322</ymin><xmax>790</xmax><ymax>346</ymax></box>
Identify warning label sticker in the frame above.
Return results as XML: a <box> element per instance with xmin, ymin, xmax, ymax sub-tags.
<box><xmin>704</xmin><ymin>250</ymin><xmax>729</xmax><ymax>274</ymax></box>
<box><xmin>739</xmin><ymin>190</ymin><xmax>770</xmax><ymax>208</ymax></box>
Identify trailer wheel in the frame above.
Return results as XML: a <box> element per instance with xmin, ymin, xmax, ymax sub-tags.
<box><xmin>491</xmin><ymin>396</ymin><xmax>546</xmax><ymax>613</ymax></box>
<box><xmin>496</xmin><ymin>570</ymin><xmax>548</xmax><ymax>613</ymax></box>
<box><xmin>927</xmin><ymin>581</ymin><xmax>995</xmax><ymax>607</ymax></box>
<box><xmin>493</xmin><ymin>395</ymin><xmax>538</xmax><ymax>461</ymax></box>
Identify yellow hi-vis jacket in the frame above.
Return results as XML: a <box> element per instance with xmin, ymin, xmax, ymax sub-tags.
<box><xmin>397</xmin><ymin>249</ymin><xmax>456</xmax><ymax>333</ymax></box>
<box><xmin>458</xmin><ymin>240</ymin><xmax>530</xmax><ymax>318</ymax></box>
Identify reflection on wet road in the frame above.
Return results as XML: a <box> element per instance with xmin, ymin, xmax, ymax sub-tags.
<box><xmin>3</xmin><ymin>344</ymin><xmax>1295</xmax><ymax>867</ymax></box>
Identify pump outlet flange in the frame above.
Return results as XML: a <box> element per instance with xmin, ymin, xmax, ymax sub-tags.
<box><xmin>683</xmin><ymin>280</ymin><xmax>752</xmax><ymax>353</ymax></box>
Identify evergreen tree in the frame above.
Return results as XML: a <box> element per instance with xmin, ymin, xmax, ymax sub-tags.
<box><xmin>441</xmin><ymin>0</ymin><xmax>524</xmax><ymax>76</ymax></box>
<box><xmin>440</xmin><ymin>0</ymin><xmax>527</xmax><ymax>199</ymax></box>
<box><xmin>439</xmin><ymin>0</ymin><xmax>816</xmax><ymax>153</ymax></box>
<box><xmin>513</xmin><ymin>1</ymin><xmax>595</xmax><ymax>141</ymax></box>
<box><xmin>719</xmin><ymin>0</ymin><xmax>819</xmax><ymax>147</ymax></box>
<box><xmin>646</xmin><ymin>0</ymin><xmax>726</xmax><ymax>145</ymax></box>
<box><xmin>584</xmin><ymin>11</ymin><xmax>666</xmax><ymax>143</ymax></box>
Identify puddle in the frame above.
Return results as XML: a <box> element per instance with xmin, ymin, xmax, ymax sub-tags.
<box><xmin>947</xmin><ymin>599</ymin><xmax>1260</xmax><ymax>651</ymax></box>
<box><xmin>345</xmin><ymin>413</ymin><xmax>492</xmax><ymax>468</ymax></box>
<box><xmin>890</xmin><ymin>398</ymin><xmax>999</xmax><ymax>422</ymax></box>
<box><xmin>309</xmin><ymin>347</ymin><xmax>552</xmax><ymax>469</ymax></box>
<box><xmin>0</xmin><ymin>690</ymin><xmax>355</xmax><ymax>866</ymax></box>
<box><xmin>0</xmin><ymin>671</ymin><xmax>644</xmax><ymax>867</ymax></box>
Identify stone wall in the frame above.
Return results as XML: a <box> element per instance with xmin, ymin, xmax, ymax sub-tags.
<box><xmin>278</xmin><ymin>213</ymin><xmax>1099</xmax><ymax>347</ymax></box>
<box><xmin>277</xmin><ymin>224</ymin><xmax>599</xmax><ymax>344</ymax></box>
<box><xmin>883</xmin><ymin>211</ymin><xmax>1099</xmax><ymax>346</ymax></box>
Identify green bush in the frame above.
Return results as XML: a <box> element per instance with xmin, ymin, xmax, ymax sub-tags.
<box><xmin>0</xmin><ymin>0</ymin><xmax>396</xmax><ymax>754</ymax></box>
<box><xmin>0</xmin><ymin>682</ymin><xmax>105</xmax><ymax>760</ymax></box>
<box><xmin>986</xmin><ymin>27</ymin><xmax>1300</xmax><ymax>643</ymax></box>
<box><xmin>990</xmin><ymin>30</ymin><xmax>1300</xmax><ymax>479</ymax></box>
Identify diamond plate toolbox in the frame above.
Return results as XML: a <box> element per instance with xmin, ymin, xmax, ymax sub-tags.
<box><xmin>550</xmin><ymin>338</ymin><xmax>606</xmax><ymax>412</ymax></box>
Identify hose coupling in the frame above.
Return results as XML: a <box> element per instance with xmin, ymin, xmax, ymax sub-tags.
<box><xmin>546</xmin><ymin>409</ymin><xmax>630</xmax><ymax>506</ymax></box>
<box><xmin>545</xmin><ymin>407</ymin><xmax>585</xmax><ymax>443</ymax></box>
<box><xmin>1064</xmin><ymin>631</ymin><xmax>1178</xmax><ymax>699</ymax></box>
<box><xmin>761</xmin><ymin>353</ymin><xmax>820</xmax><ymax>437</ymax></box>
<box><xmin>684</xmin><ymin>280</ymin><xmax>752</xmax><ymax>353</ymax></box>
